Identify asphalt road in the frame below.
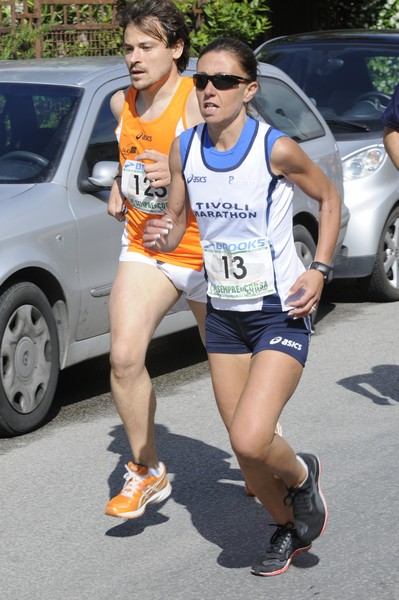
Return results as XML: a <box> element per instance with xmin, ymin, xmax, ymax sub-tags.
<box><xmin>1</xmin><ymin>283</ymin><xmax>399</xmax><ymax>600</ymax></box>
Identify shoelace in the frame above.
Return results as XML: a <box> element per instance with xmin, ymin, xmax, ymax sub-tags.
<box><xmin>267</xmin><ymin>523</ymin><xmax>295</xmax><ymax>555</ymax></box>
<box><xmin>284</xmin><ymin>484</ymin><xmax>312</xmax><ymax>512</ymax></box>
<box><xmin>121</xmin><ymin>464</ymin><xmax>144</xmax><ymax>498</ymax></box>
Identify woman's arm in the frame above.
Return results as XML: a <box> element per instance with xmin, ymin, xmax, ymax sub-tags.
<box><xmin>143</xmin><ymin>136</ymin><xmax>190</xmax><ymax>251</ymax></box>
<box><xmin>271</xmin><ymin>136</ymin><xmax>342</xmax><ymax>316</ymax></box>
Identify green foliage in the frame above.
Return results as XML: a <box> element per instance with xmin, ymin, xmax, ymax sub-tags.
<box><xmin>0</xmin><ymin>23</ymin><xmax>50</xmax><ymax>60</ymax></box>
<box><xmin>368</xmin><ymin>0</ymin><xmax>399</xmax><ymax>93</ymax></box>
<box><xmin>6</xmin><ymin>0</ymin><xmax>397</xmax><ymax>60</ymax></box>
<box><xmin>175</xmin><ymin>0</ymin><xmax>271</xmax><ymax>55</ymax></box>
<box><xmin>374</xmin><ymin>0</ymin><xmax>399</xmax><ymax>29</ymax></box>
<box><xmin>316</xmin><ymin>0</ymin><xmax>387</xmax><ymax>29</ymax></box>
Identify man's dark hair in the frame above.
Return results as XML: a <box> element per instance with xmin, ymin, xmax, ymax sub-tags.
<box><xmin>118</xmin><ymin>0</ymin><xmax>190</xmax><ymax>72</ymax></box>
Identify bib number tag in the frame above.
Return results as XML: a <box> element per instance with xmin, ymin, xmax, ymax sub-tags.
<box><xmin>122</xmin><ymin>160</ymin><xmax>168</xmax><ymax>214</ymax></box>
<box><xmin>201</xmin><ymin>238</ymin><xmax>276</xmax><ymax>300</ymax></box>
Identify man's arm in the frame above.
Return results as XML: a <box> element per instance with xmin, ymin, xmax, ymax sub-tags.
<box><xmin>383</xmin><ymin>127</ymin><xmax>399</xmax><ymax>170</ymax></box>
<box><xmin>108</xmin><ymin>89</ymin><xmax>128</xmax><ymax>220</ymax></box>
<box><xmin>382</xmin><ymin>83</ymin><xmax>399</xmax><ymax>170</ymax></box>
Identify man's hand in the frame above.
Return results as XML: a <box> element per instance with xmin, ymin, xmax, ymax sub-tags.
<box><xmin>107</xmin><ymin>178</ymin><xmax>126</xmax><ymax>222</ymax></box>
<box><xmin>136</xmin><ymin>150</ymin><xmax>170</xmax><ymax>187</ymax></box>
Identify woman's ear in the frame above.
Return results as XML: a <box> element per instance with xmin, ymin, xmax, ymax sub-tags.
<box><xmin>244</xmin><ymin>80</ymin><xmax>259</xmax><ymax>103</ymax></box>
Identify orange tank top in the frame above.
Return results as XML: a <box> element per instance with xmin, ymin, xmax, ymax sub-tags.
<box><xmin>116</xmin><ymin>77</ymin><xmax>202</xmax><ymax>270</ymax></box>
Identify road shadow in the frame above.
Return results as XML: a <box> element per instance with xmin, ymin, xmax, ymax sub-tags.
<box><xmin>337</xmin><ymin>364</ymin><xmax>399</xmax><ymax>405</ymax></box>
<box><xmin>323</xmin><ymin>278</ymin><xmax>367</xmax><ymax>303</ymax></box>
<box><xmin>103</xmin><ymin>423</ymin><xmax>320</xmax><ymax>571</ymax></box>
<box><xmin>313</xmin><ymin>277</ymin><xmax>371</xmax><ymax>325</ymax></box>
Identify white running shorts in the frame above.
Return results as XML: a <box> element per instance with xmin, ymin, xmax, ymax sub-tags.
<box><xmin>120</xmin><ymin>246</ymin><xmax>206</xmax><ymax>310</ymax></box>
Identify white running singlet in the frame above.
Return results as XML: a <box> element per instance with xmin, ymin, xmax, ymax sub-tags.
<box><xmin>179</xmin><ymin>117</ymin><xmax>306</xmax><ymax>312</ymax></box>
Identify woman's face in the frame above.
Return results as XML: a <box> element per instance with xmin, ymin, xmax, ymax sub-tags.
<box><xmin>195</xmin><ymin>50</ymin><xmax>258</xmax><ymax>127</ymax></box>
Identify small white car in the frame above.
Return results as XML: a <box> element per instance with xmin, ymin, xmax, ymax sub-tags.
<box><xmin>0</xmin><ymin>56</ymin><xmax>348</xmax><ymax>435</ymax></box>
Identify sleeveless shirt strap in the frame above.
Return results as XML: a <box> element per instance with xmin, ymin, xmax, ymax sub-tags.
<box><xmin>265</xmin><ymin>127</ymin><xmax>286</xmax><ymax>178</ymax></box>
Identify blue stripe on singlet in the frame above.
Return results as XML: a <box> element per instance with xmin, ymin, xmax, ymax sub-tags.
<box><xmin>261</xmin><ymin>126</ymin><xmax>287</xmax><ymax>310</ymax></box>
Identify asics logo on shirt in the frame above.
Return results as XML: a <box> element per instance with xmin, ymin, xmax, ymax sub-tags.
<box><xmin>136</xmin><ymin>133</ymin><xmax>152</xmax><ymax>141</ymax></box>
<box><xmin>186</xmin><ymin>174</ymin><xmax>207</xmax><ymax>183</ymax></box>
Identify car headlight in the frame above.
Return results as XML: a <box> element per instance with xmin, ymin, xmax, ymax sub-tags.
<box><xmin>342</xmin><ymin>145</ymin><xmax>386</xmax><ymax>180</ymax></box>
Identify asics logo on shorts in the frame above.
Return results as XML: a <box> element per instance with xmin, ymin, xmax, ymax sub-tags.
<box><xmin>270</xmin><ymin>336</ymin><xmax>302</xmax><ymax>351</ymax></box>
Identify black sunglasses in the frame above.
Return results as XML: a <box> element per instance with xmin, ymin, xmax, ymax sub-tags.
<box><xmin>193</xmin><ymin>73</ymin><xmax>252</xmax><ymax>91</ymax></box>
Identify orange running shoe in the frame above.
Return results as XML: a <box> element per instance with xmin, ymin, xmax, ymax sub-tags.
<box><xmin>245</xmin><ymin>421</ymin><xmax>283</xmax><ymax>497</ymax></box>
<box><xmin>105</xmin><ymin>461</ymin><xmax>172</xmax><ymax>518</ymax></box>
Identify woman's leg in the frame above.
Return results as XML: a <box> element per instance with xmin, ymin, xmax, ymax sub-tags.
<box><xmin>208</xmin><ymin>349</ymin><xmax>307</xmax><ymax>524</ymax></box>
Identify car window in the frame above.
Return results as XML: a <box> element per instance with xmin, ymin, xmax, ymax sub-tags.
<box><xmin>257</xmin><ymin>42</ymin><xmax>399</xmax><ymax>135</ymax></box>
<box><xmin>0</xmin><ymin>83</ymin><xmax>81</xmax><ymax>183</ymax></box>
<box><xmin>83</xmin><ymin>91</ymin><xmax>120</xmax><ymax>175</ymax></box>
<box><xmin>366</xmin><ymin>55</ymin><xmax>399</xmax><ymax>95</ymax></box>
<box><xmin>252</xmin><ymin>75</ymin><xmax>325</xmax><ymax>142</ymax></box>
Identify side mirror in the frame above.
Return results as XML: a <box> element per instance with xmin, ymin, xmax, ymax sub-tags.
<box><xmin>87</xmin><ymin>161</ymin><xmax>119</xmax><ymax>188</ymax></box>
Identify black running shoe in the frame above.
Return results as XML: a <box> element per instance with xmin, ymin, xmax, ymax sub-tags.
<box><xmin>251</xmin><ymin>523</ymin><xmax>311</xmax><ymax>577</ymax></box>
<box><xmin>285</xmin><ymin>453</ymin><xmax>328</xmax><ymax>544</ymax></box>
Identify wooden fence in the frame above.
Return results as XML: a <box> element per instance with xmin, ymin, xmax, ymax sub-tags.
<box><xmin>1</xmin><ymin>0</ymin><xmax>123</xmax><ymax>58</ymax></box>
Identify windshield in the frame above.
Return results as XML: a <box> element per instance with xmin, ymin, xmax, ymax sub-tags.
<box><xmin>256</xmin><ymin>41</ymin><xmax>399</xmax><ymax>136</ymax></box>
<box><xmin>0</xmin><ymin>83</ymin><xmax>82</xmax><ymax>183</ymax></box>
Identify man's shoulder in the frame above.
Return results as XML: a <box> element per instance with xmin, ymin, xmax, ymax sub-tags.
<box><xmin>111</xmin><ymin>87</ymin><xmax>130</xmax><ymax>118</ymax></box>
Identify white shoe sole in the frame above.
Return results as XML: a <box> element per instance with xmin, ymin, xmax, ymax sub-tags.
<box><xmin>109</xmin><ymin>482</ymin><xmax>172</xmax><ymax>519</ymax></box>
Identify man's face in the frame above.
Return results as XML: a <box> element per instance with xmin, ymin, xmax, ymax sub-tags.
<box><xmin>123</xmin><ymin>21</ymin><xmax>182</xmax><ymax>92</ymax></box>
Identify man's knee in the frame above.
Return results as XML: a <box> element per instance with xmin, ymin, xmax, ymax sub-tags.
<box><xmin>110</xmin><ymin>338</ymin><xmax>146</xmax><ymax>379</ymax></box>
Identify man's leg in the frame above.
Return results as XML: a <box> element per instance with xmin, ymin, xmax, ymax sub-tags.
<box><xmin>105</xmin><ymin>261</ymin><xmax>181</xmax><ymax>518</ymax></box>
<box><xmin>109</xmin><ymin>260</ymin><xmax>181</xmax><ymax>466</ymax></box>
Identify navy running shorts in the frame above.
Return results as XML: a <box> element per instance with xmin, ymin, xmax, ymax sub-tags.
<box><xmin>205</xmin><ymin>308</ymin><xmax>313</xmax><ymax>366</ymax></box>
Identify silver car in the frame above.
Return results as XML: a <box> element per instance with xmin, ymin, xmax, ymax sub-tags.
<box><xmin>0</xmin><ymin>56</ymin><xmax>348</xmax><ymax>435</ymax></box>
<box><xmin>256</xmin><ymin>29</ymin><xmax>399</xmax><ymax>302</ymax></box>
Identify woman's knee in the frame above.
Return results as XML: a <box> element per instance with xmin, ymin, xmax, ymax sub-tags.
<box><xmin>230</xmin><ymin>423</ymin><xmax>274</xmax><ymax>465</ymax></box>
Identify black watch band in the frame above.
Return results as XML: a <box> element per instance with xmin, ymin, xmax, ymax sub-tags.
<box><xmin>309</xmin><ymin>261</ymin><xmax>334</xmax><ymax>284</ymax></box>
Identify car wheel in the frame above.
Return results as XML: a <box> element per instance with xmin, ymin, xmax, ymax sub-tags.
<box><xmin>294</xmin><ymin>224</ymin><xmax>316</xmax><ymax>269</ymax></box>
<box><xmin>365</xmin><ymin>206</ymin><xmax>399</xmax><ymax>302</ymax></box>
<box><xmin>0</xmin><ymin>282</ymin><xmax>60</xmax><ymax>436</ymax></box>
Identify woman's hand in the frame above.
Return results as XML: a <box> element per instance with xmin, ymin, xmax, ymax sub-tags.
<box><xmin>286</xmin><ymin>269</ymin><xmax>325</xmax><ymax>318</ymax></box>
<box><xmin>143</xmin><ymin>216</ymin><xmax>173</xmax><ymax>250</ymax></box>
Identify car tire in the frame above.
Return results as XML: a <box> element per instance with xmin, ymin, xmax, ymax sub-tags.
<box><xmin>364</xmin><ymin>206</ymin><xmax>399</xmax><ymax>302</ymax></box>
<box><xmin>294</xmin><ymin>224</ymin><xmax>316</xmax><ymax>269</ymax></box>
<box><xmin>0</xmin><ymin>282</ymin><xmax>60</xmax><ymax>436</ymax></box>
